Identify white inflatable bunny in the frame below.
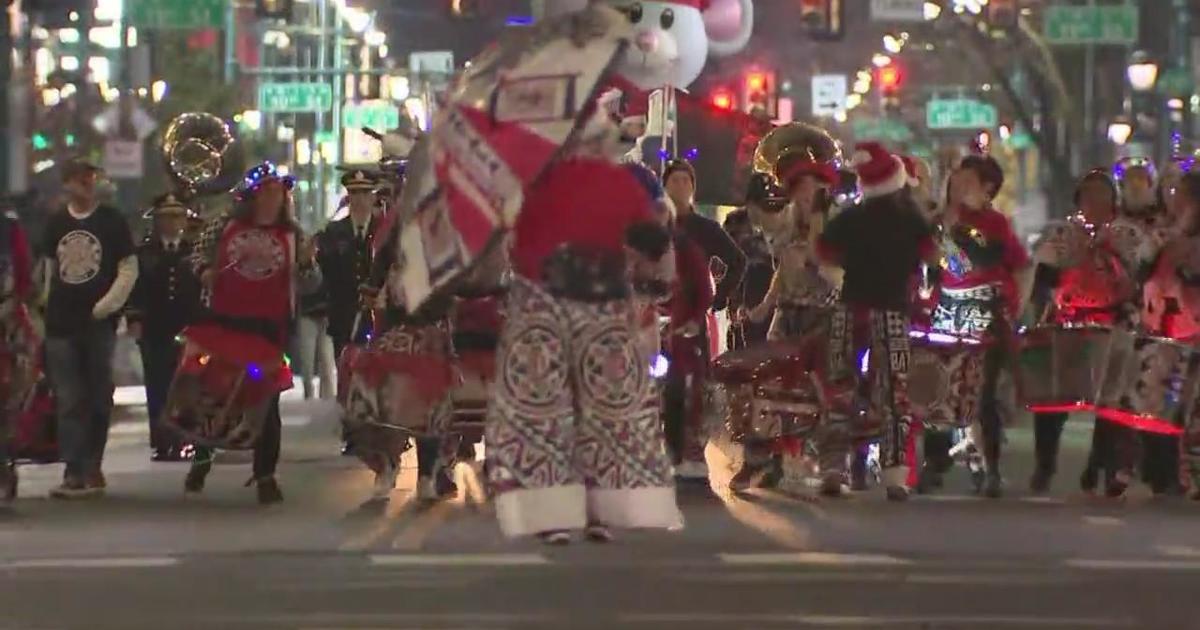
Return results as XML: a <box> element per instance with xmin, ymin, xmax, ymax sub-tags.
<box><xmin>546</xmin><ymin>0</ymin><xmax>754</xmax><ymax>90</ymax></box>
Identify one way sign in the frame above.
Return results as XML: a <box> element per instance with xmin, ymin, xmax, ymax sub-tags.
<box><xmin>812</xmin><ymin>74</ymin><xmax>848</xmax><ymax>118</ymax></box>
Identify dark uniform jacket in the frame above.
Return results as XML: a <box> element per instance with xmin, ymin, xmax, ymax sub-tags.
<box><xmin>318</xmin><ymin>214</ymin><xmax>377</xmax><ymax>345</ymax></box>
<box><xmin>126</xmin><ymin>237</ymin><xmax>201</xmax><ymax>341</ymax></box>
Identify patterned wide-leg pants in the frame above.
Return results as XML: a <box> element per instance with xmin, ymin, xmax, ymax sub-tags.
<box><xmin>486</xmin><ymin>280</ymin><xmax>681</xmax><ymax>538</ymax></box>
<box><xmin>829</xmin><ymin>306</ymin><xmax>913</xmax><ymax>488</ymax></box>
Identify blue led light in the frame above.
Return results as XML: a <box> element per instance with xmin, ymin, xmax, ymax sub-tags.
<box><xmin>506</xmin><ymin>15</ymin><xmax>533</xmax><ymax>25</ymax></box>
<box><xmin>247</xmin><ymin>363</ymin><xmax>263</xmax><ymax>380</ymax></box>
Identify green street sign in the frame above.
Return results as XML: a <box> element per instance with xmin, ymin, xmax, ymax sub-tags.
<box><xmin>342</xmin><ymin>101</ymin><xmax>402</xmax><ymax>131</ymax></box>
<box><xmin>127</xmin><ymin>0</ymin><xmax>223</xmax><ymax>29</ymax></box>
<box><xmin>258</xmin><ymin>83</ymin><xmax>334</xmax><ymax>114</ymax></box>
<box><xmin>851</xmin><ymin>117</ymin><xmax>914</xmax><ymax>143</ymax></box>
<box><xmin>926</xmin><ymin>98</ymin><xmax>997</xmax><ymax>130</ymax></box>
<box><xmin>1043</xmin><ymin>5</ymin><xmax>1138</xmax><ymax>46</ymax></box>
<box><xmin>314</xmin><ymin>131</ymin><xmax>336</xmax><ymax>145</ymax></box>
<box><xmin>1159</xmin><ymin>67</ymin><xmax>1195</xmax><ymax>98</ymax></box>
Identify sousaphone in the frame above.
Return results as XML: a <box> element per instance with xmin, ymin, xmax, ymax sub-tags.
<box><xmin>161</xmin><ymin>112</ymin><xmax>245</xmax><ymax>199</ymax></box>
<box><xmin>752</xmin><ymin>121</ymin><xmax>840</xmax><ymax>188</ymax></box>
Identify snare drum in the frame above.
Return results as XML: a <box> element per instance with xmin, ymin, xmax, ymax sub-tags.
<box><xmin>1015</xmin><ymin>325</ymin><xmax>1114</xmax><ymax>413</ymax></box>
<box><xmin>711</xmin><ymin>337</ymin><xmax>825</xmax><ymax>443</ymax></box>
<box><xmin>1095</xmin><ymin>334</ymin><xmax>1200</xmax><ymax>435</ymax></box>
<box><xmin>163</xmin><ymin>327</ymin><xmax>292</xmax><ymax>451</ymax></box>
<box><xmin>907</xmin><ymin>330</ymin><xmax>987</xmax><ymax>429</ymax></box>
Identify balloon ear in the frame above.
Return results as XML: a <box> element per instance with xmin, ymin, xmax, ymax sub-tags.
<box><xmin>704</xmin><ymin>0</ymin><xmax>753</xmax><ymax>57</ymax></box>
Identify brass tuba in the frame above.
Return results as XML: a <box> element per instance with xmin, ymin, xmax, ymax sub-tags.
<box><xmin>752</xmin><ymin>121</ymin><xmax>840</xmax><ymax>188</ymax></box>
<box><xmin>160</xmin><ymin>112</ymin><xmax>245</xmax><ymax>197</ymax></box>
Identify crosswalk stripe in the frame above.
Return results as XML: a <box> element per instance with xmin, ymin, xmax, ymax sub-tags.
<box><xmin>621</xmin><ymin>613</ymin><xmax>1135</xmax><ymax>626</ymax></box>
<box><xmin>717</xmin><ymin>552</ymin><xmax>911</xmax><ymax>567</ymax></box>
<box><xmin>1</xmin><ymin>556</ymin><xmax>179</xmax><ymax>569</ymax></box>
<box><xmin>368</xmin><ymin>553</ymin><xmax>549</xmax><ymax>567</ymax></box>
<box><xmin>1065</xmin><ymin>558</ymin><xmax>1200</xmax><ymax>571</ymax></box>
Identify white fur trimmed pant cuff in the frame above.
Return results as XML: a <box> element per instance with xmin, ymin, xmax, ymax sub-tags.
<box><xmin>588</xmin><ymin>486</ymin><xmax>683</xmax><ymax>530</ymax></box>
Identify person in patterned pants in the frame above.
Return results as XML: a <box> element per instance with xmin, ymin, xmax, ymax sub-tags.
<box><xmin>818</xmin><ymin>143</ymin><xmax>938</xmax><ymax>501</ymax></box>
<box><xmin>486</xmin><ymin>158</ymin><xmax>681</xmax><ymax>545</ymax></box>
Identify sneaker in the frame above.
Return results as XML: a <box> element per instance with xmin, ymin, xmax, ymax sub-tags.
<box><xmin>819</xmin><ymin>475</ymin><xmax>847</xmax><ymax>498</ymax></box>
<box><xmin>87</xmin><ymin>471</ymin><xmax>107</xmax><ymax>492</ymax></box>
<box><xmin>184</xmin><ymin>461</ymin><xmax>212</xmax><ymax>494</ymax></box>
<box><xmin>585</xmin><ymin>524</ymin><xmax>614</xmax><ymax>543</ymax></box>
<box><xmin>885</xmin><ymin>485</ymin><xmax>910</xmax><ymax>502</ymax></box>
<box><xmin>255</xmin><ymin>477</ymin><xmax>284</xmax><ymax>505</ymax></box>
<box><xmin>1080</xmin><ymin>466</ymin><xmax>1099</xmax><ymax>494</ymax></box>
<box><xmin>372</xmin><ymin>462</ymin><xmax>399</xmax><ymax>500</ymax></box>
<box><xmin>50</xmin><ymin>477</ymin><xmax>101</xmax><ymax>500</ymax></box>
<box><xmin>538</xmin><ymin>530</ymin><xmax>571</xmax><ymax>546</ymax></box>
<box><xmin>675</xmin><ymin>460</ymin><xmax>709</xmax><ymax>481</ymax></box>
<box><xmin>416</xmin><ymin>476</ymin><xmax>439</xmax><ymax>502</ymax></box>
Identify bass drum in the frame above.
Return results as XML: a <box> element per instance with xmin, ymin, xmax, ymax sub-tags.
<box><xmin>907</xmin><ymin>331</ymin><xmax>987</xmax><ymax>429</ymax></box>
<box><xmin>162</xmin><ymin>329</ymin><xmax>291</xmax><ymax>451</ymax></box>
<box><xmin>1015</xmin><ymin>325</ymin><xmax>1114</xmax><ymax>413</ymax></box>
<box><xmin>710</xmin><ymin>336</ymin><xmax>826</xmax><ymax>444</ymax></box>
<box><xmin>1032</xmin><ymin>219</ymin><xmax>1089</xmax><ymax>269</ymax></box>
<box><xmin>1096</xmin><ymin>332</ymin><xmax>1200</xmax><ymax>435</ymax></box>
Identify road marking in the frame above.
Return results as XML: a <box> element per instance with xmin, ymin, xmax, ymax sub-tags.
<box><xmin>1065</xmin><ymin>558</ymin><xmax>1200</xmax><ymax>571</ymax></box>
<box><xmin>1</xmin><ymin>556</ymin><xmax>179</xmax><ymax>570</ymax></box>
<box><xmin>1156</xmin><ymin>545</ymin><xmax>1200</xmax><ymax>558</ymax></box>
<box><xmin>621</xmin><ymin>613</ymin><xmax>1135</xmax><ymax>626</ymax></box>
<box><xmin>368</xmin><ymin>553</ymin><xmax>549</xmax><ymax>567</ymax></box>
<box><xmin>1082</xmin><ymin>515</ymin><xmax>1124</xmax><ymax>526</ymax></box>
<box><xmin>677</xmin><ymin>571</ymin><xmax>1076</xmax><ymax>585</ymax></box>
<box><xmin>717</xmin><ymin>552</ymin><xmax>911</xmax><ymax>567</ymax></box>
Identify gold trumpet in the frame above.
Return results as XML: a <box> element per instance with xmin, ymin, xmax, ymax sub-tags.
<box><xmin>752</xmin><ymin>121</ymin><xmax>840</xmax><ymax>187</ymax></box>
<box><xmin>161</xmin><ymin>112</ymin><xmax>245</xmax><ymax>197</ymax></box>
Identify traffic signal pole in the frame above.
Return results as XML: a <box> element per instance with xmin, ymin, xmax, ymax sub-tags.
<box><xmin>0</xmin><ymin>4</ymin><xmax>11</xmax><ymax>193</ymax></box>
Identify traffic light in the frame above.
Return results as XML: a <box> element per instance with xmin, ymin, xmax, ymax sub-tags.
<box><xmin>710</xmin><ymin>88</ymin><xmax>736</xmax><ymax>111</ymax></box>
<box><xmin>255</xmin><ymin>0</ymin><xmax>293</xmax><ymax>20</ymax></box>
<box><xmin>741</xmin><ymin>68</ymin><xmax>778</xmax><ymax>117</ymax></box>
<box><xmin>799</xmin><ymin>0</ymin><xmax>843</xmax><ymax>40</ymax></box>
<box><xmin>876</xmin><ymin>62</ymin><xmax>904</xmax><ymax>98</ymax></box>
<box><xmin>986</xmin><ymin>0</ymin><xmax>1020</xmax><ymax>30</ymax></box>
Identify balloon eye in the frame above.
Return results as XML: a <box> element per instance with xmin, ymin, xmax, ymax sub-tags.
<box><xmin>625</xmin><ymin>3</ymin><xmax>643</xmax><ymax>23</ymax></box>
<box><xmin>660</xmin><ymin>8</ymin><xmax>674</xmax><ymax>29</ymax></box>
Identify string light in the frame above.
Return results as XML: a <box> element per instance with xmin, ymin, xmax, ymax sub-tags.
<box><xmin>247</xmin><ymin>364</ymin><xmax>263</xmax><ymax>380</ymax></box>
<box><xmin>198</xmin><ymin>355</ymin><xmax>211</xmax><ymax>366</ymax></box>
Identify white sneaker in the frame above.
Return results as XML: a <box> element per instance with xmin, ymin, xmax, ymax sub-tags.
<box><xmin>675</xmin><ymin>460</ymin><xmax>709</xmax><ymax>480</ymax></box>
<box><xmin>416</xmin><ymin>476</ymin><xmax>438</xmax><ymax>501</ymax></box>
<box><xmin>372</xmin><ymin>463</ymin><xmax>399</xmax><ymax>500</ymax></box>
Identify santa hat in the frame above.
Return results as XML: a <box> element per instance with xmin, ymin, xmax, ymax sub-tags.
<box><xmin>851</xmin><ymin>142</ymin><xmax>908</xmax><ymax>199</ymax></box>
<box><xmin>778</xmin><ymin>154</ymin><xmax>838</xmax><ymax>191</ymax></box>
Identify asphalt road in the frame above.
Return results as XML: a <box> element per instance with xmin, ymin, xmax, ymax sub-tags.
<box><xmin>3</xmin><ymin>396</ymin><xmax>1200</xmax><ymax>629</ymax></box>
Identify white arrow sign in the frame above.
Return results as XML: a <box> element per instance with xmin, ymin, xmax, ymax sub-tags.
<box><xmin>812</xmin><ymin>74</ymin><xmax>848</xmax><ymax>118</ymax></box>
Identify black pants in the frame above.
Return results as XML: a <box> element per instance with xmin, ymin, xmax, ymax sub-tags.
<box><xmin>977</xmin><ymin>335</ymin><xmax>1008</xmax><ymax>473</ymax></box>
<box><xmin>1034</xmin><ymin>412</ymin><xmax>1136</xmax><ymax>486</ymax></box>
<box><xmin>416</xmin><ymin>437</ymin><xmax>440</xmax><ymax>477</ymax></box>
<box><xmin>193</xmin><ymin>395</ymin><xmax>282</xmax><ymax>479</ymax></box>
<box><xmin>1141</xmin><ymin>432</ymin><xmax>1181</xmax><ymax>493</ymax></box>
<box><xmin>140</xmin><ymin>337</ymin><xmax>182</xmax><ymax>451</ymax></box>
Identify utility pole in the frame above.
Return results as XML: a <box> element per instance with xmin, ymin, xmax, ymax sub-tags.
<box><xmin>0</xmin><ymin>2</ymin><xmax>12</xmax><ymax>193</ymax></box>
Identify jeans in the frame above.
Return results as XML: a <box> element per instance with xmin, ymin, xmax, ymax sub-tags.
<box><xmin>193</xmin><ymin>395</ymin><xmax>281</xmax><ymax>478</ymax></box>
<box><xmin>416</xmin><ymin>437</ymin><xmax>440</xmax><ymax>477</ymax></box>
<box><xmin>45</xmin><ymin>320</ymin><xmax>117</xmax><ymax>479</ymax></box>
<box><xmin>139</xmin><ymin>337</ymin><xmax>182</xmax><ymax>451</ymax></box>
<box><xmin>295</xmin><ymin>315</ymin><xmax>336</xmax><ymax>400</ymax></box>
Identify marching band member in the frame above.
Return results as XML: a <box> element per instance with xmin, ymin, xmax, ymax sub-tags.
<box><xmin>1116</xmin><ymin>158</ymin><xmax>1167</xmax><ymax>231</ymax></box>
<box><xmin>1028</xmin><ymin>170</ymin><xmax>1140</xmax><ymax>497</ymax></box>
<box><xmin>818</xmin><ymin>142</ymin><xmax>939</xmax><ymax>501</ymax></box>
<box><xmin>722</xmin><ymin>205</ymin><xmax>773</xmax><ymax>351</ymax></box>
<box><xmin>321</xmin><ymin>170</ymin><xmax>381</xmax><ymax>453</ymax></box>
<box><xmin>928</xmin><ymin>155</ymin><xmax>1030</xmax><ymax>497</ymax></box>
<box><xmin>184</xmin><ymin>162</ymin><xmax>320</xmax><ymax>504</ymax></box>
<box><xmin>0</xmin><ymin>208</ymin><xmax>35</xmax><ymax>506</ymax></box>
<box><xmin>1142</xmin><ymin>170</ymin><xmax>1200</xmax><ymax>499</ymax></box>
<box><xmin>486</xmin><ymin>156</ymin><xmax>680</xmax><ymax>544</ymax></box>
<box><xmin>745</xmin><ymin>153</ymin><xmax>846</xmax><ymax>495</ymax></box>
<box><xmin>125</xmin><ymin>194</ymin><xmax>201</xmax><ymax>462</ymax></box>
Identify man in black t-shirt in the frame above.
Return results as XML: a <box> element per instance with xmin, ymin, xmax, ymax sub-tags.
<box><xmin>41</xmin><ymin>159</ymin><xmax>138</xmax><ymax>499</ymax></box>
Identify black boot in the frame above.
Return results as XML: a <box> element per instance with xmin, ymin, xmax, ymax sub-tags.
<box><xmin>254</xmin><ymin>477</ymin><xmax>284</xmax><ymax>505</ymax></box>
<box><xmin>184</xmin><ymin>460</ymin><xmax>212</xmax><ymax>494</ymax></box>
<box><xmin>0</xmin><ymin>460</ymin><xmax>16</xmax><ymax>505</ymax></box>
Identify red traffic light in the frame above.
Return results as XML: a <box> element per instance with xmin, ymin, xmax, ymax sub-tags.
<box><xmin>745</xmin><ymin>71</ymin><xmax>768</xmax><ymax>93</ymax></box>
<box><xmin>711</xmin><ymin>89</ymin><xmax>735</xmax><ymax>111</ymax></box>
<box><xmin>877</xmin><ymin>64</ymin><xmax>903</xmax><ymax>92</ymax></box>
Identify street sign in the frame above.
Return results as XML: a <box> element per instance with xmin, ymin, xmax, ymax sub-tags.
<box><xmin>103</xmin><ymin>140</ymin><xmax>144</xmax><ymax>179</ymax></box>
<box><xmin>1043</xmin><ymin>5</ymin><xmax>1138</xmax><ymax>46</ymax></box>
<box><xmin>926</xmin><ymin>98</ymin><xmax>997</xmax><ymax>130</ymax></box>
<box><xmin>409</xmin><ymin>51</ymin><xmax>455</xmax><ymax>75</ymax></box>
<box><xmin>870</xmin><ymin>0</ymin><xmax>925</xmax><ymax>22</ymax></box>
<box><xmin>343</xmin><ymin>100</ymin><xmax>402</xmax><ymax>131</ymax></box>
<box><xmin>127</xmin><ymin>0</ymin><xmax>223</xmax><ymax>29</ymax></box>
<box><xmin>852</xmin><ymin>117</ymin><xmax>914</xmax><ymax>143</ymax></box>
<box><xmin>258</xmin><ymin>83</ymin><xmax>334</xmax><ymax>114</ymax></box>
<box><xmin>811</xmin><ymin>74</ymin><xmax>848</xmax><ymax>117</ymax></box>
